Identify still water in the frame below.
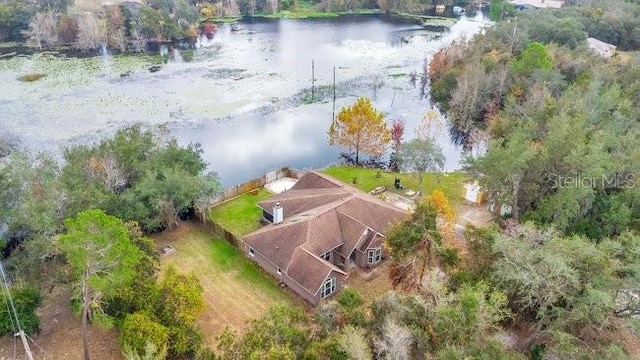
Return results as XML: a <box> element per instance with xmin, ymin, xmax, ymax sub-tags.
<box><xmin>0</xmin><ymin>13</ymin><xmax>488</xmax><ymax>186</ymax></box>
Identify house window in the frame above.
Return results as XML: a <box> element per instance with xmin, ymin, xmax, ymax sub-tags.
<box><xmin>277</xmin><ymin>268</ymin><xmax>282</xmax><ymax>275</ymax></box>
<box><xmin>249</xmin><ymin>247</ymin><xmax>255</xmax><ymax>257</ymax></box>
<box><xmin>321</xmin><ymin>277</ymin><xmax>337</xmax><ymax>298</ymax></box>
<box><xmin>321</xmin><ymin>251</ymin><xmax>332</xmax><ymax>261</ymax></box>
<box><xmin>367</xmin><ymin>248</ymin><xmax>381</xmax><ymax>264</ymax></box>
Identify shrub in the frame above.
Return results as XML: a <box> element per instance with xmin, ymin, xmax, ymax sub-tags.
<box><xmin>120</xmin><ymin>312</ymin><xmax>169</xmax><ymax>357</ymax></box>
<box><xmin>0</xmin><ymin>284</ymin><xmax>41</xmax><ymax>336</ymax></box>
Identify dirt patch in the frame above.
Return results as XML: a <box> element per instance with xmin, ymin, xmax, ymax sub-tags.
<box><xmin>346</xmin><ymin>262</ymin><xmax>394</xmax><ymax>304</ymax></box>
<box><xmin>379</xmin><ymin>191</ymin><xmax>415</xmax><ymax>212</ymax></box>
<box><xmin>0</xmin><ymin>286</ymin><xmax>122</xmax><ymax>360</ymax></box>
<box><xmin>603</xmin><ymin>318</ymin><xmax>640</xmax><ymax>359</ymax></box>
<box><xmin>456</xmin><ymin>202</ymin><xmax>494</xmax><ymax>228</ymax></box>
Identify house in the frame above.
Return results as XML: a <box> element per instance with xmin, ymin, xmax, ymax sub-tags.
<box><xmin>510</xmin><ymin>0</ymin><xmax>563</xmax><ymax>9</ymax></box>
<box><xmin>241</xmin><ymin>172</ymin><xmax>408</xmax><ymax>305</ymax></box>
<box><xmin>587</xmin><ymin>37</ymin><xmax>617</xmax><ymax>58</ymax></box>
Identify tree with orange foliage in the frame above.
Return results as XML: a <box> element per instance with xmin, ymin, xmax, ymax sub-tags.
<box><xmin>430</xmin><ymin>189</ymin><xmax>466</xmax><ymax>258</ymax></box>
<box><xmin>328</xmin><ymin>97</ymin><xmax>391</xmax><ymax>165</ymax></box>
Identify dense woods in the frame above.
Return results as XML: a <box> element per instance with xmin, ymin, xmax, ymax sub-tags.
<box><xmin>0</xmin><ymin>126</ymin><xmax>220</xmax><ymax>358</ymax></box>
<box><xmin>429</xmin><ymin>0</ymin><xmax>639</xmax><ymax>239</ymax></box>
<box><xmin>214</xmin><ymin>195</ymin><xmax>639</xmax><ymax>359</ymax></box>
<box><xmin>0</xmin><ymin>0</ymin><xmax>465</xmax><ymax>52</ymax></box>
<box><xmin>1</xmin><ymin>0</ymin><xmax>639</xmax><ymax>358</ymax></box>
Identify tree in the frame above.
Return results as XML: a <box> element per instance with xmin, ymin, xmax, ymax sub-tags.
<box><xmin>139</xmin><ymin>6</ymin><xmax>178</xmax><ymax>42</ymax></box>
<box><xmin>220</xmin><ymin>305</ymin><xmax>310</xmax><ymax>359</ymax></box>
<box><xmin>433</xmin><ymin>282</ymin><xmax>509</xmax><ymax>347</ymax></box>
<box><xmin>386</xmin><ymin>198</ymin><xmax>441</xmax><ymax>291</ymax></box>
<box><xmin>105</xmin><ymin>5</ymin><xmax>126</xmax><ymax>52</ymax></box>
<box><xmin>0</xmin><ymin>284</ymin><xmax>41</xmax><ymax>336</ymax></box>
<box><xmin>430</xmin><ymin>189</ymin><xmax>459</xmax><ymax>253</ymax></box>
<box><xmin>58</xmin><ymin>14</ymin><xmax>78</xmax><ymax>44</ymax></box>
<box><xmin>397</xmin><ymin>138</ymin><xmax>444</xmax><ymax>190</ymax></box>
<box><xmin>1</xmin><ymin>151</ymin><xmax>65</xmax><ymax>287</ymax></box>
<box><xmin>513</xmin><ymin>42</ymin><xmax>553</xmax><ymax>75</ymax></box>
<box><xmin>389</xmin><ymin>119</ymin><xmax>404</xmax><ymax>172</ymax></box>
<box><xmin>373</xmin><ymin>317</ymin><xmax>412</xmax><ymax>360</ymax></box>
<box><xmin>338</xmin><ymin>326</ymin><xmax>372</xmax><ymax>360</ymax></box>
<box><xmin>120</xmin><ymin>312</ymin><xmax>169</xmax><ymax>358</ymax></box>
<box><xmin>488</xmin><ymin>223</ymin><xmax>640</xmax><ymax>341</ymax></box>
<box><xmin>22</xmin><ymin>11</ymin><xmax>58</xmax><ymax>49</ymax></box>
<box><xmin>328</xmin><ymin>97</ymin><xmax>391</xmax><ymax>165</ymax></box>
<box><xmin>75</xmin><ymin>11</ymin><xmax>104</xmax><ymax>50</ymax></box>
<box><xmin>61</xmin><ymin>126</ymin><xmax>222</xmax><ymax>233</ymax></box>
<box><xmin>0</xmin><ymin>1</ymin><xmax>37</xmax><ymax>41</ymax></box>
<box><xmin>489</xmin><ymin>0</ymin><xmax>514</xmax><ymax>22</ymax></box>
<box><xmin>156</xmin><ymin>266</ymin><xmax>205</xmax><ymax>356</ymax></box>
<box><xmin>157</xmin><ymin>266</ymin><xmax>204</xmax><ymax>328</ymax></box>
<box><xmin>466</xmin><ymin>124</ymin><xmax>537</xmax><ymax>221</ymax></box>
<box><xmin>58</xmin><ymin>210</ymin><xmax>143</xmax><ymax>360</ymax></box>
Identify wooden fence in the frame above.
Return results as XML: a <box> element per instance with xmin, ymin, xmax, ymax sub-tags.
<box><xmin>195</xmin><ymin>213</ymin><xmax>241</xmax><ymax>248</ymax></box>
<box><xmin>208</xmin><ymin>167</ymin><xmax>302</xmax><ymax>209</ymax></box>
<box><xmin>195</xmin><ymin>167</ymin><xmax>303</xmax><ymax>248</ymax></box>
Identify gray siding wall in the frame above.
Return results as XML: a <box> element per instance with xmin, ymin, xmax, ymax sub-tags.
<box><xmin>355</xmin><ymin>249</ymin><xmax>366</xmax><ymax>268</ymax></box>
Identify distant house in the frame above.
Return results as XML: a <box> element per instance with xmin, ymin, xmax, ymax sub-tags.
<box><xmin>587</xmin><ymin>37</ymin><xmax>617</xmax><ymax>58</ymax></box>
<box><xmin>241</xmin><ymin>172</ymin><xmax>408</xmax><ymax>305</ymax></box>
<box><xmin>510</xmin><ymin>0</ymin><xmax>563</xmax><ymax>9</ymax></box>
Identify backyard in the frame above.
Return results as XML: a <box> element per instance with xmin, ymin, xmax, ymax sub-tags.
<box><xmin>322</xmin><ymin>165</ymin><xmax>467</xmax><ymax>204</ymax></box>
<box><xmin>207</xmin><ymin>188</ymin><xmax>273</xmax><ymax>237</ymax></box>
<box><xmin>154</xmin><ymin>222</ymin><xmax>297</xmax><ymax>349</ymax></box>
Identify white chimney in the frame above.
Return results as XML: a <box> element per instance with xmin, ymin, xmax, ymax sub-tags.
<box><xmin>273</xmin><ymin>202</ymin><xmax>283</xmax><ymax>224</ymax></box>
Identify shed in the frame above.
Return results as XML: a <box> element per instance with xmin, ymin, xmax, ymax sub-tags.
<box><xmin>463</xmin><ymin>181</ymin><xmax>486</xmax><ymax>204</ymax></box>
<box><xmin>587</xmin><ymin>37</ymin><xmax>617</xmax><ymax>58</ymax></box>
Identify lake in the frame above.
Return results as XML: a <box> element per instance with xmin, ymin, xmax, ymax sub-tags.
<box><xmin>0</xmin><ymin>13</ymin><xmax>489</xmax><ymax>186</ymax></box>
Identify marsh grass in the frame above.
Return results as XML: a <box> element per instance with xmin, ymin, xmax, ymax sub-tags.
<box><xmin>18</xmin><ymin>73</ymin><xmax>46</xmax><ymax>82</ymax></box>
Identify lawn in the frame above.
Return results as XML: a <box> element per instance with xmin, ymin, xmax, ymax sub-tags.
<box><xmin>255</xmin><ymin>0</ymin><xmax>379</xmax><ymax>19</ymax></box>
<box><xmin>322</xmin><ymin>165</ymin><xmax>468</xmax><ymax>204</ymax></box>
<box><xmin>155</xmin><ymin>223</ymin><xmax>296</xmax><ymax>348</ymax></box>
<box><xmin>207</xmin><ymin>188</ymin><xmax>273</xmax><ymax>236</ymax></box>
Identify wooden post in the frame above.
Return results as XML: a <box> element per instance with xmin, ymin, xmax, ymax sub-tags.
<box><xmin>332</xmin><ymin>66</ymin><xmax>336</xmax><ymax>121</ymax></box>
<box><xmin>19</xmin><ymin>331</ymin><xmax>34</xmax><ymax>360</ymax></box>
<box><xmin>311</xmin><ymin>59</ymin><xmax>315</xmax><ymax>101</ymax></box>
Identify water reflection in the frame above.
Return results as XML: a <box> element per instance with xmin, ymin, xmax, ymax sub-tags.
<box><xmin>0</xmin><ymin>13</ymin><xmax>489</xmax><ymax>187</ymax></box>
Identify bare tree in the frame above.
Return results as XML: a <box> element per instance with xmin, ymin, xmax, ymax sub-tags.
<box><xmin>85</xmin><ymin>155</ymin><xmax>127</xmax><ymax>192</ymax></box>
<box><xmin>23</xmin><ymin>12</ymin><xmax>58</xmax><ymax>49</ymax></box>
<box><xmin>374</xmin><ymin>317</ymin><xmax>412</xmax><ymax>360</ymax></box>
<box><xmin>339</xmin><ymin>326</ymin><xmax>373</xmax><ymax>360</ymax></box>
<box><xmin>75</xmin><ymin>12</ymin><xmax>104</xmax><ymax>50</ymax></box>
<box><xmin>129</xmin><ymin>20</ymin><xmax>148</xmax><ymax>53</ymax></box>
<box><xmin>266</xmin><ymin>0</ymin><xmax>279</xmax><ymax>13</ymax></box>
<box><xmin>104</xmin><ymin>6</ymin><xmax>126</xmax><ymax>52</ymax></box>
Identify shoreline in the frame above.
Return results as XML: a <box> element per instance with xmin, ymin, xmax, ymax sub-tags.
<box><xmin>0</xmin><ymin>12</ymin><xmax>458</xmax><ymax>59</ymax></box>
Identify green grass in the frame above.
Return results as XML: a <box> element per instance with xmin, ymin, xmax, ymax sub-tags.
<box><xmin>205</xmin><ymin>234</ymin><xmax>287</xmax><ymax>295</ymax></box>
<box><xmin>254</xmin><ymin>1</ymin><xmax>379</xmax><ymax>19</ymax></box>
<box><xmin>207</xmin><ymin>188</ymin><xmax>273</xmax><ymax>236</ymax></box>
<box><xmin>322</xmin><ymin>165</ymin><xmax>468</xmax><ymax>204</ymax></box>
<box><xmin>156</xmin><ymin>223</ymin><xmax>294</xmax><ymax>343</ymax></box>
<box><xmin>213</xmin><ymin>16</ymin><xmax>243</xmax><ymax>23</ymax></box>
<box><xmin>0</xmin><ymin>42</ymin><xmax>20</xmax><ymax>49</ymax></box>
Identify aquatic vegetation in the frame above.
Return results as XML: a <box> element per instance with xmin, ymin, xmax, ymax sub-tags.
<box><xmin>18</xmin><ymin>73</ymin><xmax>46</xmax><ymax>82</ymax></box>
